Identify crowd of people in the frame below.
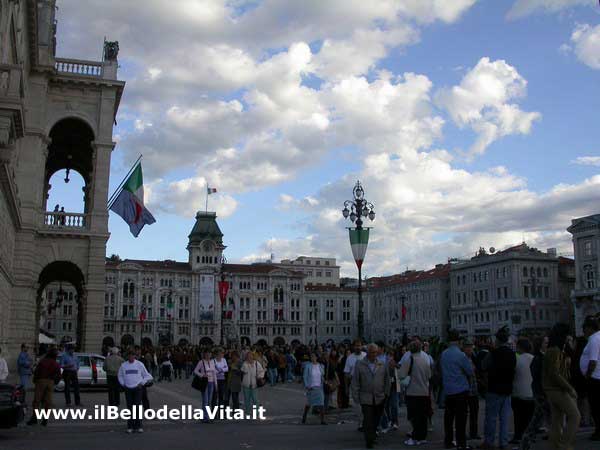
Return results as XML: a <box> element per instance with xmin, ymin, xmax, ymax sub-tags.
<box><xmin>1</xmin><ymin>315</ymin><xmax>599</xmax><ymax>449</ymax></box>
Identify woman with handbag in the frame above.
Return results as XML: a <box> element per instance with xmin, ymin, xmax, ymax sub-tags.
<box><xmin>194</xmin><ymin>349</ymin><xmax>218</xmax><ymax>423</ymax></box>
<box><xmin>302</xmin><ymin>353</ymin><xmax>327</xmax><ymax>425</ymax></box>
<box><xmin>241</xmin><ymin>352</ymin><xmax>264</xmax><ymax>415</ymax></box>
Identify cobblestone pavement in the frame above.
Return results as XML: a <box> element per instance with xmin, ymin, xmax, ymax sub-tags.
<box><xmin>0</xmin><ymin>378</ymin><xmax>598</xmax><ymax>450</ymax></box>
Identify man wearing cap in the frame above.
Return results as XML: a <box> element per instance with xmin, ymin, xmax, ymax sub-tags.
<box><xmin>440</xmin><ymin>329</ymin><xmax>473</xmax><ymax>450</ymax></box>
<box><xmin>105</xmin><ymin>347</ymin><xmax>124</xmax><ymax>407</ymax></box>
<box><xmin>480</xmin><ymin>326</ymin><xmax>516</xmax><ymax>450</ymax></box>
<box><xmin>580</xmin><ymin>315</ymin><xmax>600</xmax><ymax>441</ymax></box>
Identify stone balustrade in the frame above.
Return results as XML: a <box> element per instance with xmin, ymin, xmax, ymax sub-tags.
<box><xmin>55</xmin><ymin>58</ymin><xmax>103</xmax><ymax>77</ymax></box>
<box><xmin>43</xmin><ymin>211</ymin><xmax>87</xmax><ymax>229</ymax></box>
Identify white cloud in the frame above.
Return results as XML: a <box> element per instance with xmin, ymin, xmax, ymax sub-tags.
<box><xmin>507</xmin><ymin>0</ymin><xmax>595</xmax><ymax>19</ymax></box>
<box><xmin>436</xmin><ymin>57</ymin><xmax>541</xmax><ymax>157</ymax></box>
<box><xmin>146</xmin><ymin>176</ymin><xmax>238</xmax><ymax>218</ymax></box>
<box><xmin>572</xmin><ymin>156</ymin><xmax>600</xmax><ymax>166</ymax></box>
<box><xmin>570</xmin><ymin>24</ymin><xmax>600</xmax><ymax>70</ymax></box>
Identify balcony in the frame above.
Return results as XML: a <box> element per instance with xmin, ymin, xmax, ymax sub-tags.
<box><xmin>43</xmin><ymin>211</ymin><xmax>87</xmax><ymax>229</ymax></box>
<box><xmin>55</xmin><ymin>57</ymin><xmax>118</xmax><ymax>80</ymax></box>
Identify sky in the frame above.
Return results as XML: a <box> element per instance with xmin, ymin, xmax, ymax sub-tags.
<box><xmin>48</xmin><ymin>0</ymin><xmax>600</xmax><ymax>278</ymax></box>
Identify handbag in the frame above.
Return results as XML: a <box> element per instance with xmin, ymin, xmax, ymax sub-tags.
<box><xmin>325</xmin><ymin>363</ymin><xmax>339</xmax><ymax>392</ymax></box>
<box><xmin>255</xmin><ymin>362</ymin><xmax>266</xmax><ymax>388</ymax></box>
<box><xmin>192</xmin><ymin>361</ymin><xmax>209</xmax><ymax>392</ymax></box>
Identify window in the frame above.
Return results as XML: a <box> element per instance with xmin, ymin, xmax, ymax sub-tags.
<box><xmin>504</xmin><ymin>287</ymin><xmax>508</xmax><ymax>298</ymax></box>
<box><xmin>544</xmin><ymin>286</ymin><xmax>549</xmax><ymax>298</ymax></box>
<box><xmin>524</xmin><ymin>286</ymin><xmax>529</xmax><ymax>298</ymax></box>
<box><xmin>316</xmin><ymin>271</ymin><xmax>322</xmax><ymax>277</ymax></box>
<box><xmin>584</xmin><ymin>240</ymin><xmax>593</xmax><ymax>257</ymax></box>
<box><xmin>585</xmin><ymin>264</ymin><xmax>596</xmax><ymax>289</ymax></box>
<box><xmin>543</xmin><ymin>267</ymin><xmax>548</xmax><ymax>277</ymax></box>
<box><xmin>523</xmin><ymin>267</ymin><xmax>528</xmax><ymax>277</ymax></box>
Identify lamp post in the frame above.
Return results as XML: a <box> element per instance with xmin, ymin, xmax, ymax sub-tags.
<box><xmin>218</xmin><ymin>255</ymin><xmax>229</xmax><ymax>346</ymax></box>
<box><xmin>342</xmin><ymin>180</ymin><xmax>375</xmax><ymax>341</ymax></box>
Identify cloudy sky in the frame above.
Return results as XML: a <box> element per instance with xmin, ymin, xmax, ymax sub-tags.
<box><xmin>49</xmin><ymin>0</ymin><xmax>600</xmax><ymax>277</ymax></box>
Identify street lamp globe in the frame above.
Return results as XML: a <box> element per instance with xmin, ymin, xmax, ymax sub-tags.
<box><xmin>350</xmin><ymin>211</ymin><xmax>357</xmax><ymax>222</ymax></box>
<box><xmin>368</xmin><ymin>210</ymin><xmax>375</xmax><ymax>221</ymax></box>
<box><xmin>342</xmin><ymin>207</ymin><xmax>349</xmax><ymax>219</ymax></box>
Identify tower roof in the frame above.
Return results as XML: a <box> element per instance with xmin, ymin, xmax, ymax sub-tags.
<box><xmin>187</xmin><ymin>211</ymin><xmax>224</xmax><ymax>246</ymax></box>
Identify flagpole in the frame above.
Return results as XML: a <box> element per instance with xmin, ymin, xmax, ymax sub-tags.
<box><xmin>205</xmin><ymin>181</ymin><xmax>209</xmax><ymax>213</ymax></box>
<box><xmin>107</xmin><ymin>154</ymin><xmax>143</xmax><ymax>209</ymax></box>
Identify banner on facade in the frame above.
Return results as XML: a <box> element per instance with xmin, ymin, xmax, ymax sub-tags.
<box><xmin>218</xmin><ymin>281</ymin><xmax>229</xmax><ymax>305</ymax></box>
<box><xmin>199</xmin><ymin>274</ymin><xmax>215</xmax><ymax>321</ymax></box>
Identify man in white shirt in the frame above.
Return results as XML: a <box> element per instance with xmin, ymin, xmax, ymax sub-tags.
<box><xmin>0</xmin><ymin>347</ymin><xmax>8</xmax><ymax>382</ymax></box>
<box><xmin>580</xmin><ymin>316</ymin><xmax>600</xmax><ymax>440</ymax></box>
<box><xmin>118</xmin><ymin>350</ymin><xmax>153</xmax><ymax>433</ymax></box>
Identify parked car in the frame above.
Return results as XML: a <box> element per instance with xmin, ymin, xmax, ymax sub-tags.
<box><xmin>0</xmin><ymin>383</ymin><xmax>26</xmax><ymax>428</ymax></box>
<box><xmin>55</xmin><ymin>353</ymin><xmax>107</xmax><ymax>392</ymax></box>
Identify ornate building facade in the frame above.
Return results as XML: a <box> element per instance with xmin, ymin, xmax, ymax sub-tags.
<box><xmin>568</xmin><ymin>214</ymin><xmax>600</xmax><ymax>334</ymax></box>
<box><xmin>0</xmin><ymin>0</ymin><xmax>123</xmax><ymax>368</ymax></box>
<box><xmin>100</xmin><ymin>212</ymin><xmax>360</xmax><ymax>348</ymax></box>
<box><xmin>367</xmin><ymin>264</ymin><xmax>451</xmax><ymax>344</ymax></box>
<box><xmin>449</xmin><ymin>244</ymin><xmax>572</xmax><ymax>338</ymax></box>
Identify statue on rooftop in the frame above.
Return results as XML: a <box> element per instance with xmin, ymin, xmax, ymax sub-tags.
<box><xmin>103</xmin><ymin>40</ymin><xmax>119</xmax><ymax>61</ymax></box>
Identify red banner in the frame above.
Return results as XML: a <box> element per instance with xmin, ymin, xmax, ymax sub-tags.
<box><xmin>218</xmin><ymin>281</ymin><xmax>229</xmax><ymax>305</ymax></box>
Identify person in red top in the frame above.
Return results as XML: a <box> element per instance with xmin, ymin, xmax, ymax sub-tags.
<box><xmin>27</xmin><ymin>348</ymin><xmax>61</xmax><ymax>426</ymax></box>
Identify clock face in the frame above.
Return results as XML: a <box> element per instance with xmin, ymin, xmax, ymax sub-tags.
<box><xmin>203</xmin><ymin>242</ymin><xmax>212</xmax><ymax>252</ymax></box>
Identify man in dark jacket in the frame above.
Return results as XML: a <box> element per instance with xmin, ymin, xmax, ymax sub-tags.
<box><xmin>27</xmin><ymin>348</ymin><xmax>61</xmax><ymax>426</ymax></box>
<box><xmin>480</xmin><ymin>326</ymin><xmax>516</xmax><ymax>450</ymax></box>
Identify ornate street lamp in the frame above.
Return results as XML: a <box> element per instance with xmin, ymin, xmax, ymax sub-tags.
<box><xmin>342</xmin><ymin>180</ymin><xmax>375</xmax><ymax>340</ymax></box>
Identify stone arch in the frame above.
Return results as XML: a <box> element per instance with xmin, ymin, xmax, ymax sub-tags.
<box><xmin>121</xmin><ymin>334</ymin><xmax>134</xmax><ymax>348</ymax></box>
<box><xmin>199</xmin><ymin>337</ymin><xmax>214</xmax><ymax>347</ymax></box>
<box><xmin>37</xmin><ymin>261</ymin><xmax>86</xmax><ymax>351</ymax></box>
<box><xmin>291</xmin><ymin>339</ymin><xmax>301</xmax><ymax>347</ymax></box>
<box><xmin>44</xmin><ymin>117</ymin><xmax>95</xmax><ymax>215</ymax></box>
<box><xmin>178</xmin><ymin>338</ymin><xmax>189</xmax><ymax>347</ymax></box>
<box><xmin>273</xmin><ymin>336</ymin><xmax>285</xmax><ymax>347</ymax></box>
<box><xmin>240</xmin><ymin>336</ymin><xmax>251</xmax><ymax>346</ymax></box>
<box><xmin>142</xmin><ymin>337</ymin><xmax>153</xmax><ymax>348</ymax></box>
<box><xmin>102</xmin><ymin>336</ymin><xmax>115</xmax><ymax>348</ymax></box>
<box><xmin>256</xmin><ymin>339</ymin><xmax>268</xmax><ymax>347</ymax></box>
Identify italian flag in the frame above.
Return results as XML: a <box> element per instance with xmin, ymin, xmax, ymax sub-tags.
<box><xmin>109</xmin><ymin>163</ymin><xmax>156</xmax><ymax>237</ymax></box>
<box><xmin>349</xmin><ymin>228</ymin><xmax>369</xmax><ymax>269</ymax></box>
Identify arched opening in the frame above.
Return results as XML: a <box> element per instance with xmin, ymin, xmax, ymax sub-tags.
<box><xmin>121</xmin><ymin>334</ymin><xmax>134</xmax><ymax>348</ymax></box>
<box><xmin>37</xmin><ymin>261</ymin><xmax>85</xmax><ymax>352</ymax></box>
<box><xmin>199</xmin><ymin>337</ymin><xmax>213</xmax><ymax>347</ymax></box>
<box><xmin>142</xmin><ymin>337</ymin><xmax>153</xmax><ymax>348</ymax></box>
<box><xmin>256</xmin><ymin>339</ymin><xmax>268</xmax><ymax>347</ymax></box>
<box><xmin>273</xmin><ymin>336</ymin><xmax>285</xmax><ymax>347</ymax></box>
<box><xmin>102</xmin><ymin>336</ymin><xmax>115</xmax><ymax>355</ymax></box>
<box><xmin>178</xmin><ymin>338</ymin><xmax>189</xmax><ymax>347</ymax></box>
<box><xmin>291</xmin><ymin>339</ymin><xmax>301</xmax><ymax>347</ymax></box>
<box><xmin>240</xmin><ymin>336</ymin><xmax>251</xmax><ymax>347</ymax></box>
<box><xmin>43</xmin><ymin>118</ymin><xmax>95</xmax><ymax>228</ymax></box>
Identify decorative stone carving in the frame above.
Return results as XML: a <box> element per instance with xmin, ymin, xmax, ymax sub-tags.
<box><xmin>103</xmin><ymin>41</ymin><xmax>119</xmax><ymax>61</ymax></box>
<box><xmin>0</xmin><ymin>71</ymin><xmax>8</xmax><ymax>93</ymax></box>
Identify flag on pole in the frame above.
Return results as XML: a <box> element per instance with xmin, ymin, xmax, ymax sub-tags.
<box><xmin>349</xmin><ymin>228</ymin><xmax>370</xmax><ymax>269</ymax></box>
<box><xmin>139</xmin><ymin>305</ymin><xmax>147</xmax><ymax>323</ymax></box>
<box><xmin>207</xmin><ymin>187</ymin><xmax>217</xmax><ymax>194</ymax></box>
<box><xmin>401</xmin><ymin>305</ymin><xmax>407</xmax><ymax>320</ymax></box>
<box><xmin>109</xmin><ymin>163</ymin><xmax>156</xmax><ymax>237</ymax></box>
